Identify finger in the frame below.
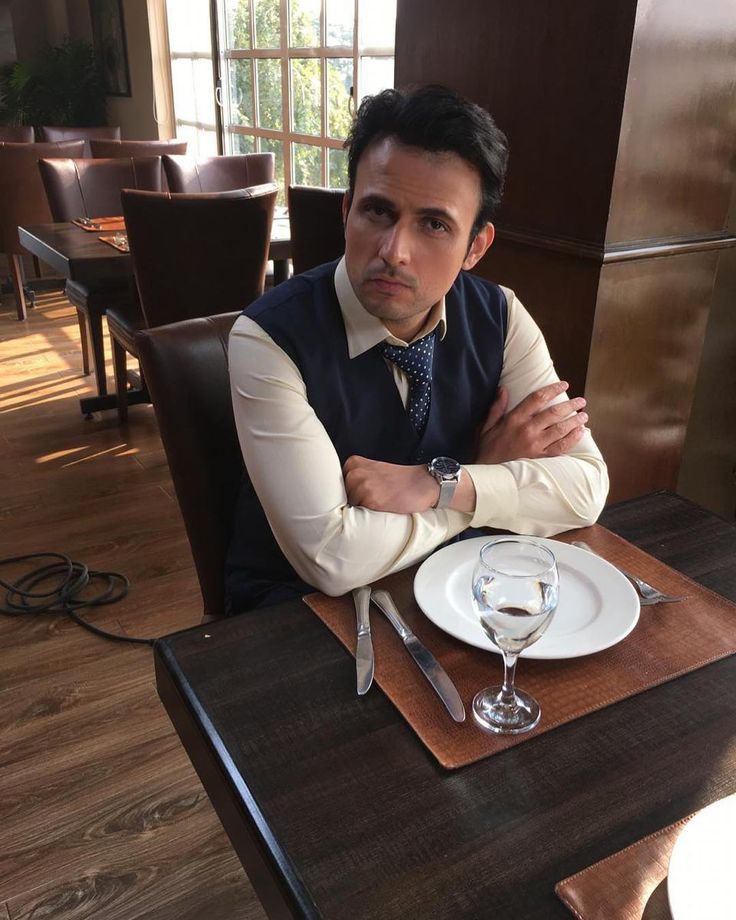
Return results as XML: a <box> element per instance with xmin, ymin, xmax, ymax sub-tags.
<box><xmin>343</xmin><ymin>454</ymin><xmax>367</xmax><ymax>474</ymax></box>
<box><xmin>542</xmin><ymin>423</ymin><xmax>587</xmax><ymax>456</ymax></box>
<box><xmin>539</xmin><ymin>411</ymin><xmax>588</xmax><ymax>446</ymax></box>
<box><xmin>513</xmin><ymin>380</ymin><xmax>569</xmax><ymax>418</ymax></box>
<box><xmin>535</xmin><ymin>396</ymin><xmax>586</xmax><ymax>424</ymax></box>
<box><xmin>482</xmin><ymin>385</ymin><xmax>509</xmax><ymax>430</ymax></box>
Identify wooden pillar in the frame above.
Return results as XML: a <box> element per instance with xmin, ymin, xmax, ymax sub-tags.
<box><xmin>395</xmin><ymin>0</ymin><xmax>736</xmax><ymax>502</ymax></box>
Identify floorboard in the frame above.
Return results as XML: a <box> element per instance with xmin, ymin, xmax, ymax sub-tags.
<box><xmin>0</xmin><ymin>289</ymin><xmax>266</xmax><ymax>918</ymax></box>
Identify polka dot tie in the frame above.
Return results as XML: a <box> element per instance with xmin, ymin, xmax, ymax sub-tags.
<box><xmin>379</xmin><ymin>330</ymin><xmax>436</xmax><ymax>435</ymax></box>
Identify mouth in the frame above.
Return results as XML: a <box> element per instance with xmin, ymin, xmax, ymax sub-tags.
<box><xmin>366</xmin><ymin>275</ymin><xmax>413</xmax><ymax>294</ymax></box>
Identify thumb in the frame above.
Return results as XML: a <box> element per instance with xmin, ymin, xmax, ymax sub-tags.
<box><xmin>482</xmin><ymin>385</ymin><xmax>509</xmax><ymax>431</ymax></box>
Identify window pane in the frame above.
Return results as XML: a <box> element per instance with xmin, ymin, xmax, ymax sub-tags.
<box><xmin>166</xmin><ymin>0</ymin><xmax>212</xmax><ymax>53</ymax></box>
<box><xmin>180</xmin><ymin>124</ymin><xmax>219</xmax><ymax>156</ymax></box>
<box><xmin>257</xmin><ymin>58</ymin><xmax>282</xmax><ymax>129</ymax></box>
<box><xmin>291</xmin><ymin>59</ymin><xmax>321</xmax><ymax>136</ymax></box>
<box><xmin>327</xmin><ymin>58</ymin><xmax>352</xmax><ymax>138</ymax></box>
<box><xmin>328</xmin><ymin>147</ymin><xmax>348</xmax><ymax>188</ymax></box>
<box><xmin>290</xmin><ymin>0</ymin><xmax>320</xmax><ymax>48</ymax></box>
<box><xmin>224</xmin><ymin>0</ymin><xmax>251</xmax><ymax>49</ymax></box>
<box><xmin>327</xmin><ymin>0</ymin><xmax>353</xmax><ymax>46</ymax></box>
<box><xmin>359</xmin><ymin>0</ymin><xmax>396</xmax><ymax>48</ymax></box>
<box><xmin>254</xmin><ymin>0</ymin><xmax>280</xmax><ymax>48</ymax></box>
<box><xmin>292</xmin><ymin>142</ymin><xmax>322</xmax><ymax>186</ymax></box>
<box><xmin>260</xmin><ymin>136</ymin><xmax>285</xmax><ymax>204</ymax></box>
<box><xmin>172</xmin><ymin>58</ymin><xmax>216</xmax><ymax>124</ymax></box>
<box><xmin>229</xmin><ymin>59</ymin><xmax>254</xmax><ymax>126</ymax></box>
<box><xmin>230</xmin><ymin>132</ymin><xmax>256</xmax><ymax>154</ymax></box>
<box><xmin>359</xmin><ymin>55</ymin><xmax>394</xmax><ymax>101</ymax></box>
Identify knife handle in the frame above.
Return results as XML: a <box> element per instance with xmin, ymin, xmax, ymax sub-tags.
<box><xmin>370</xmin><ymin>590</ymin><xmax>411</xmax><ymax>640</ymax></box>
<box><xmin>352</xmin><ymin>586</ymin><xmax>371</xmax><ymax>636</ymax></box>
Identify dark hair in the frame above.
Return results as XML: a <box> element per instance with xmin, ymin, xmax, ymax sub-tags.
<box><xmin>344</xmin><ymin>84</ymin><xmax>509</xmax><ymax>238</ymax></box>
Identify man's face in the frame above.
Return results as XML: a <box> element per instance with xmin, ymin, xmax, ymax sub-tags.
<box><xmin>343</xmin><ymin>137</ymin><xmax>494</xmax><ymax>340</ymax></box>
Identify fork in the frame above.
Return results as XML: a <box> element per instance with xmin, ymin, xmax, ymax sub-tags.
<box><xmin>571</xmin><ymin>541</ymin><xmax>684</xmax><ymax>605</ymax></box>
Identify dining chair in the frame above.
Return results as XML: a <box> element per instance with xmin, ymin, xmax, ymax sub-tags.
<box><xmin>0</xmin><ymin>126</ymin><xmax>34</xmax><ymax>142</ymax></box>
<box><xmin>287</xmin><ymin>185</ymin><xmax>345</xmax><ymax>275</ymax></box>
<box><xmin>108</xmin><ymin>182</ymin><xmax>277</xmax><ymax>422</ymax></box>
<box><xmin>0</xmin><ymin>139</ymin><xmax>85</xmax><ymax>320</ymax></box>
<box><xmin>162</xmin><ymin>153</ymin><xmax>274</xmax><ymax>193</ymax></box>
<box><xmin>38</xmin><ymin>156</ymin><xmax>163</xmax><ymax>388</ymax></box>
<box><xmin>137</xmin><ymin>312</ymin><xmax>242</xmax><ymax>620</ymax></box>
<box><xmin>39</xmin><ymin>125</ymin><xmax>121</xmax><ymax>157</ymax></box>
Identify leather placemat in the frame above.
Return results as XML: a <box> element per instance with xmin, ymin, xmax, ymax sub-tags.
<box><xmin>555</xmin><ymin>813</ymin><xmax>695</xmax><ymax>919</ymax></box>
<box><xmin>304</xmin><ymin>524</ymin><xmax>736</xmax><ymax>769</ymax></box>
<box><xmin>98</xmin><ymin>234</ymin><xmax>129</xmax><ymax>252</ymax></box>
<box><xmin>72</xmin><ymin>216</ymin><xmax>126</xmax><ymax>232</ymax></box>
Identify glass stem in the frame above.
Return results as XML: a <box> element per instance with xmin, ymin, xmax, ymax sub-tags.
<box><xmin>499</xmin><ymin>652</ymin><xmax>520</xmax><ymax>706</ymax></box>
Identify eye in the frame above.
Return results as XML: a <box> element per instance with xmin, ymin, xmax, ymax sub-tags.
<box><xmin>424</xmin><ymin>217</ymin><xmax>449</xmax><ymax>234</ymax></box>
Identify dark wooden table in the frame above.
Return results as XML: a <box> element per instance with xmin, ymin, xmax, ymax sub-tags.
<box><xmin>18</xmin><ymin>217</ymin><xmax>292</xmax><ymax>414</ymax></box>
<box><xmin>154</xmin><ymin>492</ymin><xmax>736</xmax><ymax>919</ymax></box>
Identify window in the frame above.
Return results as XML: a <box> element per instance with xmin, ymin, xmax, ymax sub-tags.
<box><xmin>218</xmin><ymin>0</ymin><xmax>396</xmax><ymax>199</ymax></box>
<box><xmin>165</xmin><ymin>0</ymin><xmax>219</xmax><ymax>155</ymax></box>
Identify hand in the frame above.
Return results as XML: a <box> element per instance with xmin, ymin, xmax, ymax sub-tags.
<box><xmin>477</xmin><ymin>381</ymin><xmax>588</xmax><ymax>464</ymax></box>
<box><xmin>343</xmin><ymin>455</ymin><xmax>438</xmax><ymax>513</ymax></box>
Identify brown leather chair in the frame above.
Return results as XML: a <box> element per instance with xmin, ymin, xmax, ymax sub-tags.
<box><xmin>108</xmin><ymin>182</ymin><xmax>277</xmax><ymax>421</ymax></box>
<box><xmin>0</xmin><ymin>139</ymin><xmax>85</xmax><ymax>320</ymax></box>
<box><xmin>137</xmin><ymin>312</ymin><xmax>242</xmax><ymax>619</ymax></box>
<box><xmin>39</xmin><ymin>125</ymin><xmax>121</xmax><ymax>157</ymax></box>
<box><xmin>38</xmin><ymin>156</ymin><xmax>163</xmax><ymax>388</ymax></box>
<box><xmin>287</xmin><ymin>185</ymin><xmax>346</xmax><ymax>275</ymax></box>
<box><xmin>0</xmin><ymin>126</ymin><xmax>34</xmax><ymax>142</ymax></box>
<box><xmin>163</xmin><ymin>153</ymin><xmax>274</xmax><ymax>193</ymax></box>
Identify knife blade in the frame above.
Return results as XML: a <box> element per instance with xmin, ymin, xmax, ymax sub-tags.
<box><xmin>352</xmin><ymin>586</ymin><xmax>374</xmax><ymax>695</ymax></box>
<box><xmin>370</xmin><ymin>589</ymin><xmax>465</xmax><ymax>722</ymax></box>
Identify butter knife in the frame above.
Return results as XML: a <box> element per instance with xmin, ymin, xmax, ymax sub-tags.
<box><xmin>352</xmin><ymin>586</ymin><xmax>374</xmax><ymax>695</ymax></box>
<box><xmin>370</xmin><ymin>589</ymin><xmax>465</xmax><ymax>722</ymax></box>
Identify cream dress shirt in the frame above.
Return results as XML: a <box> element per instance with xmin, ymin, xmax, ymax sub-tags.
<box><xmin>229</xmin><ymin>257</ymin><xmax>608</xmax><ymax>596</ymax></box>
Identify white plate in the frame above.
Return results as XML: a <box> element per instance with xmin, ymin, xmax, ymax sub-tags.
<box><xmin>667</xmin><ymin>794</ymin><xmax>736</xmax><ymax>919</ymax></box>
<box><xmin>413</xmin><ymin>536</ymin><xmax>640</xmax><ymax>660</ymax></box>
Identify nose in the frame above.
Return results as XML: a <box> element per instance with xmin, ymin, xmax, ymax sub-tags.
<box><xmin>378</xmin><ymin>221</ymin><xmax>410</xmax><ymax>267</ymax></box>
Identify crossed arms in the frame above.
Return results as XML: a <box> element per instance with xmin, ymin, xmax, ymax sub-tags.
<box><xmin>229</xmin><ymin>290</ymin><xmax>608</xmax><ymax>596</ymax></box>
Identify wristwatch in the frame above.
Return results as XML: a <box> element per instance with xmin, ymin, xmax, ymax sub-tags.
<box><xmin>427</xmin><ymin>456</ymin><xmax>462</xmax><ymax>509</ymax></box>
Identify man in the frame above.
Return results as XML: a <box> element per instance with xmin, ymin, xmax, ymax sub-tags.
<box><xmin>226</xmin><ymin>85</ymin><xmax>608</xmax><ymax>613</ymax></box>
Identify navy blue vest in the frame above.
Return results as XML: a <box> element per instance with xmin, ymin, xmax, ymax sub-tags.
<box><xmin>225</xmin><ymin>260</ymin><xmax>507</xmax><ymax>612</ymax></box>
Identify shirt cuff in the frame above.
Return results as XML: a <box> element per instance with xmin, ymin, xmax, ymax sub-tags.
<box><xmin>464</xmin><ymin>464</ymin><xmax>519</xmax><ymax>529</ymax></box>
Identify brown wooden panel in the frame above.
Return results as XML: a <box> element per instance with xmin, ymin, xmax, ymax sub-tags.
<box><xmin>584</xmin><ymin>250</ymin><xmax>719</xmax><ymax>502</ymax></box>
<box><xmin>606</xmin><ymin>0</ymin><xmax>736</xmax><ymax>244</ymax></box>
<box><xmin>395</xmin><ymin>0</ymin><xmax>637</xmax><ymax>245</ymax></box>
<box><xmin>475</xmin><ymin>240</ymin><xmax>601</xmax><ymax>396</ymax></box>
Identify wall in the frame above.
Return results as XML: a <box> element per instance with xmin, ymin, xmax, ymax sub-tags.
<box><xmin>0</xmin><ymin>3</ymin><xmax>16</xmax><ymax>66</ymax></box>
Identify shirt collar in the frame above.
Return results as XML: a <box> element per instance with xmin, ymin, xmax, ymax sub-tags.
<box><xmin>334</xmin><ymin>256</ymin><xmax>447</xmax><ymax>358</ymax></box>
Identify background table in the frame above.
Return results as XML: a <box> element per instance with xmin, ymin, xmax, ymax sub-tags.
<box><xmin>154</xmin><ymin>492</ymin><xmax>736</xmax><ymax>919</ymax></box>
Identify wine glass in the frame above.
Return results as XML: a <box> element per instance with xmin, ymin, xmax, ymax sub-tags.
<box><xmin>470</xmin><ymin>538</ymin><xmax>559</xmax><ymax>734</ymax></box>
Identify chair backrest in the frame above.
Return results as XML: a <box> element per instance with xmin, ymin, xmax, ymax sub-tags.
<box><xmin>287</xmin><ymin>185</ymin><xmax>346</xmax><ymax>274</ymax></box>
<box><xmin>137</xmin><ymin>312</ymin><xmax>242</xmax><ymax>619</ymax></box>
<box><xmin>89</xmin><ymin>137</ymin><xmax>187</xmax><ymax>158</ymax></box>
<box><xmin>39</xmin><ymin>156</ymin><xmax>163</xmax><ymax>221</ymax></box>
<box><xmin>0</xmin><ymin>125</ymin><xmax>34</xmax><ymax>142</ymax></box>
<box><xmin>40</xmin><ymin>125</ymin><xmax>122</xmax><ymax>157</ymax></box>
<box><xmin>121</xmin><ymin>183</ymin><xmax>277</xmax><ymax>328</ymax></box>
<box><xmin>163</xmin><ymin>153</ymin><xmax>274</xmax><ymax>193</ymax></box>
<box><xmin>0</xmin><ymin>140</ymin><xmax>85</xmax><ymax>255</ymax></box>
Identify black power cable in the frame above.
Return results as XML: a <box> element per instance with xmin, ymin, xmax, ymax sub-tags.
<box><xmin>0</xmin><ymin>552</ymin><xmax>154</xmax><ymax>646</ymax></box>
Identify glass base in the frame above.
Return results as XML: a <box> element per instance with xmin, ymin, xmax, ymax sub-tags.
<box><xmin>472</xmin><ymin>685</ymin><xmax>541</xmax><ymax>735</ymax></box>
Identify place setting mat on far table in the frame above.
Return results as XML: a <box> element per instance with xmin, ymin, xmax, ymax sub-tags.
<box><xmin>555</xmin><ymin>812</ymin><xmax>696</xmax><ymax>920</ymax></box>
<box><xmin>304</xmin><ymin>524</ymin><xmax>736</xmax><ymax>770</ymax></box>
<box><xmin>72</xmin><ymin>215</ymin><xmax>126</xmax><ymax>232</ymax></box>
<box><xmin>98</xmin><ymin>234</ymin><xmax>129</xmax><ymax>252</ymax></box>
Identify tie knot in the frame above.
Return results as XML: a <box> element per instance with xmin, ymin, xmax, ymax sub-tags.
<box><xmin>379</xmin><ymin>330</ymin><xmax>436</xmax><ymax>383</ymax></box>
<box><xmin>379</xmin><ymin>330</ymin><xmax>436</xmax><ymax>434</ymax></box>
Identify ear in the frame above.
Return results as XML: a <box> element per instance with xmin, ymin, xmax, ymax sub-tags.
<box><xmin>342</xmin><ymin>190</ymin><xmax>352</xmax><ymax>231</ymax></box>
<box><xmin>462</xmin><ymin>223</ymin><xmax>495</xmax><ymax>271</ymax></box>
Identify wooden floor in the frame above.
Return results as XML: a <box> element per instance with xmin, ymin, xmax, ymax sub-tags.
<box><xmin>0</xmin><ymin>285</ymin><xmax>266</xmax><ymax>919</ymax></box>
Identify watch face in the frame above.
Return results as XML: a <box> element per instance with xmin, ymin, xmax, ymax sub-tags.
<box><xmin>431</xmin><ymin>456</ymin><xmax>460</xmax><ymax>477</ymax></box>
